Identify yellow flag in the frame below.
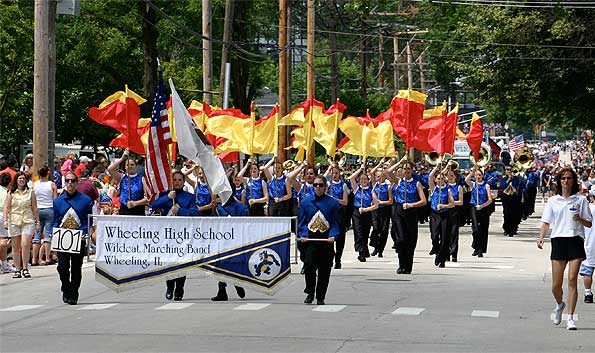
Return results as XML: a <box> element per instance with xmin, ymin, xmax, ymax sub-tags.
<box><xmin>312</xmin><ymin>100</ymin><xmax>346</xmax><ymax>156</ymax></box>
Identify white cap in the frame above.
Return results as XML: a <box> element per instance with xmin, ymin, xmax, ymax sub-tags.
<box><xmin>79</xmin><ymin>156</ymin><xmax>91</xmax><ymax>163</ymax></box>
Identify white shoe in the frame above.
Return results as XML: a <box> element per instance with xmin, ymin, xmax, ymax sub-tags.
<box><xmin>553</xmin><ymin>302</ymin><xmax>566</xmax><ymax>325</ymax></box>
<box><xmin>1</xmin><ymin>263</ymin><xmax>15</xmax><ymax>273</ymax></box>
<box><xmin>567</xmin><ymin>317</ymin><xmax>577</xmax><ymax>330</ymax></box>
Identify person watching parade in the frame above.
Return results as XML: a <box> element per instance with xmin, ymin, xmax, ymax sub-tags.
<box><xmin>299</xmin><ymin>174</ymin><xmax>340</xmax><ymax>305</ymax></box>
<box><xmin>52</xmin><ymin>172</ymin><xmax>93</xmax><ymax>305</ymax></box>
<box><xmin>151</xmin><ymin>171</ymin><xmax>200</xmax><ymax>301</ymax></box>
<box><xmin>107</xmin><ymin>149</ymin><xmax>149</xmax><ymax>216</ymax></box>
<box><xmin>539</xmin><ymin>167</ymin><xmax>592</xmax><ymax>330</ymax></box>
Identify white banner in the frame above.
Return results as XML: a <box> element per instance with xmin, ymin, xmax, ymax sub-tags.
<box><xmin>95</xmin><ymin>215</ymin><xmax>292</xmax><ymax>294</ymax></box>
<box><xmin>51</xmin><ymin>228</ymin><xmax>83</xmax><ymax>254</ymax></box>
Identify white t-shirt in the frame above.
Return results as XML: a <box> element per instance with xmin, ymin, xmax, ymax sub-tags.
<box><xmin>583</xmin><ymin>204</ymin><xmax>595</xmax><ymax>266</ymax></box>
<box><xmin>541</xmin><ymin>194</ymin><xmax>592</xmax><ymax>239</ymax></box>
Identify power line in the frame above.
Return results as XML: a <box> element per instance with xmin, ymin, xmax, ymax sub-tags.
<box><xmin>409</xmin><ymin>0</ymin><xmax>595</xmax><ymax>9</ymax></box>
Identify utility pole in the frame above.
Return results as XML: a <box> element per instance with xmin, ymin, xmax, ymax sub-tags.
<box><xmin>406</xmin><ymin>42</ymin><xmax>413</xmax><ymax>90</ymax></box>
<box><xmin>219</xmin><ymin>0</ymin><xmax>234</xmax><ymax>108</ymax></box>
<box><xmin>306</xmin><ymin>0</ymin><xmax>315</xmax><ymax>164</ymax></box>
<box><xmin>202</xmin><ymin>0</ymin><xmax>213</xmax><ymax>104</ymax></box>
<box><xmin>48</xmin><ymin>0</ymin><xmax>56</xmax><ymax>167</ymax></box>
<box><xmin>33</xmin><ymin>0</ymin><xmax>50</xmax><ymax>177</ymax></box>
<box><xmin>278</xmin><ymin>0</ymin><xmax>288</xmax><ymax>160</ymax></box>
<box><xmin>359</xmin><ymin>37</ymin><xmax>367</xmax><ymax>99</ymax></box>
<box><xmin>327</xmin><ymin>0</ymin><xmax>339</xmax><ymax>102</ymax></box>
<box><xmin>377</xmin><ymin>34</ymin><xmax>384</xmax><ymax>89</ymax></box>
<box><xmin>393</xmin><ymin>37</ymin><xmax>399</xmax><ymax>93</ymax></box>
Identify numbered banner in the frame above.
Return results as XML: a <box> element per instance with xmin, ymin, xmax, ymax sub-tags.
<box><xmin>51</xmin><ymin>228</ymin><xmax>83</xmax><ymax>254</ymax></box>
<box><xmin>94</xmin><ymin>216</ymin><xmax>292</xmax><ymax>295</ymax></box>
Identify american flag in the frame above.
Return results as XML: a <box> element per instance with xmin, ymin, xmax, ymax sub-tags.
<box><xmin>508</xmin><ymin>134</ymin><xmax>526</xmax><ymax>152</ymax></box>
<box><xmin>143</xmin><ymin>70</ymin><xmax>172</xmax><ymax>199</ymax></box>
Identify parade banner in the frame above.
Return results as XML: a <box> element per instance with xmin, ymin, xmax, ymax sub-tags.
<box><xmin>95</xmin><ymin>215</ymin><xmax>292</xmax><ymax>295</ymax></box>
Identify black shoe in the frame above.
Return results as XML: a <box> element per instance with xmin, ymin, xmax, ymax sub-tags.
<box><xmin>585</xmin><ymin>293</ymin><xmax>593</xmax><ymax>303</ymax></box>
<box><xmin>434</xmin><ymin>257</ymin><xmax>440</xmax><ymax>266</ymax></box>
<box><xmin>451</xmin><ymin>256</ymin><xmax>457</xmax><ymax>263</ymax></box>
<box><xmin>67</xmin><ymin>298</ymin><xmax>77</xmax><ymax>305</ymax></box>
<box><xmin>300</xmin><ymin>266</ymin><xmax>305</xmax><ymax>275</ymax></box>
<box><xmin>62</xmin><ymin>294</ymin><xmax>69</xmax><ymax>304</ymax></box>
<box><xmin>334</xmin><ymin>262</ymin><xmax>342</xmax><ymax>269</ymax></box>
<box><xmin>396</xmin><ymin>268</ymin><xmax>404</xmax><ymax>274</ymax></box>
<box><xmin>429</xmin><ymin>249</ymin><xmax>437</xmax><ymax>255</ymax></box>
<box><xmin>438</xmin><ymin>262</ymin><xmax>445</xmax><ymax>268</ymax></box>
<box><xmin>508</xmin><ymin>233</ymin><xmax>514</xmax><ymax>237</ymax></box>
<box><xmin>173</xmin><ymin>290</ymin><xmax>184</xmax><ymax>301</ymax></box>
<box><xmin>304</xmin><ymin>294</ymin><xmax>314</xmax><ymax>304</ymax></box>
<box><xmin>378</xmin><ymin>252</ymin><xmax>383</xmax><ymax>258</ymax></box>
<box><xmin>211</xmin><ymin>292</ymin><xmax>228</xmax><ymax>301</ymax></box>
<box><xmin>403</xmin><ymin>269</ymin><xmax>412</xmax><ymax>274</ymax></box>
<box><xmin>472</xmin><ymin>250</ymin><xmax>479</xmax><ymax>256</ymax></box>
<box><xmin>235</xmin><ymin>286</ymin><xmax>245</xmax><ymax>299</ymax></box>
<box><xmin>391</xmin><ymin>244</ymin><xmax>396</xmax><ymax>249</ymax></box>
<box><xmin>317</xmin><ymin>300</ymin><xmax>325</xmax><ymax>305</ymax></box>
<box><xmin>477</xmin><ymin>252</ymin><xmax>483</xmax><ymax>258</ymax></box>
<box><xmin>371</xmin><ymin>249</ymin><xmax>379</xmax><ymax>257</ymax></box>
<box><xmin>165</xmin><ymin>288</ymin><xmax>174</xmax><ymax>300</ymax></box>
<box><xmin>357</xmin><ymin>255</ymin><xmax>366</xmax><ymax>262</ymax></box>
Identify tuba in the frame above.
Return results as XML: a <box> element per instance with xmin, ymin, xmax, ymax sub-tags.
<box><xmin>469</xmin><ymin>143</ymin><xmax>491</xmax><ymax>167</ymax></box>
<box><xmin>424</xmin><ymin>151</ymin><xmax>442</xmax><ymax>166</ymax></box>
<box><xmin>513</xmin><ymin>148</ymin><xmax>534</xmax><ymax>171</ymax></box>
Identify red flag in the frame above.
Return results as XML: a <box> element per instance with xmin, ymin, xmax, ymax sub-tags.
<box><xmin>143</xmin><ymin>72</ymin><xmax>172</xmax><ymax>200</ymax></box>
<box><xmin>109</xmin><ymin>120</ymin><xmax>150</xmax><ymax>155</ymax></box>
<box><xmin>466</xmin><ymin>113</ymin><xmax>484</xmax><ymax>160</ymax></box>
<box><xmin>389</xmin><ymin>90</ymin><xmax>427</xmax><ymax>149</ymax></box>
<box><xmin>88</xmin><ymin>86</ymin><xmax>146</xmax><ymax>153</ymax></box>
<box><xmin>442</xmin><ymin>104</ymin><xmax>458</xmax><ymax>155</ymax></box>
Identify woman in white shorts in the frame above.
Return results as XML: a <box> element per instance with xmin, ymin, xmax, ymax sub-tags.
<box><xmin>0</xmin><ymin>173</ymin><xmax>12</xmax><ymax>272</ymax></box>
<box><xmin>538</xmin><ymin>167</ymin><xmax>592</xmax><ymax>330</ymax></box>
<box><xmin>2</xmin><ymin>172</ymin><xmax>41</xmax><ymax>278</ymax></box>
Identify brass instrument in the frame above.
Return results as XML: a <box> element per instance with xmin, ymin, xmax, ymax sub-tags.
<box><xmin>394</xmin><ymin>155</ymin><xmax>409</xmax><ymax>168</ymax></box>
<box><xmin>513</xmin><ymin>148</ymin><xmax>534</xmax><ymax>171</ymax></box>
<box><xmin>469</xmin><ymin>143</ymin><xmax>491</xmax><ymax>167</ymax></box>
<box><xmin>282</xmin><ymin>160</ymin><xmax>297</xmax><ymax>171</ymax></box>
<box><xmin>424</xmin><ymin>151</ymin><xmax>442</xmax><ymax>166</ymax></box>
<box><xmin>441</xmin><ymin>160</ymin><xmax>461</xmax><ymax>175</ymax></box>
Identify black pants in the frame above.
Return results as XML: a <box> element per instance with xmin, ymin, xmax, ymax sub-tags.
<box><xmin>391</xmin><ymin>204</ymin><xmax>418</xmax><ymax>273</ymax></box>
<box><xmin>166</xmin><ymin>276</ymin><xmax>186</xmax><ymax>297</ymax></box>
<box><xmin>501</xmin><ymin>193</ymin><xmax>522</xmax><ymax>235</ymax></box>
<box><xmin>449</xmin><ymin>207</ymin><xmax>461</xmax><ymax>258</ymax></box>
<box><xmin>352</xmin><ymin>208</ymin><xmax>372</xmax><ymax>256</ymax></box>
<box><xmin>462</xmin><ymin>192</ymin><xmax>472</xmax><ymax>225</ymax></box>
<box><xmin>369</xmin><ymin>207</ymin><xmax>391</xmax><ymax>253</ymax></box>
<box><xmin>304</xmin><ymin>241</ymin><xmax>334</xmax><ymax>301</ymax></box>
<box><xmin>119</xmin><ymin>204</ymin><xmax>145</xmax><ymax>216</ymax></box>
<box><xmin>471</xmin><ymin>207</ymin><xmax>490</xmax><ymax>254</ymax></box>
<box><xmin>57</xmin><ymin>243</ymin><xmax>86</xmax><ymax>301</ymax></box>
<box><xmin>218</xmin><ymin>281</ymin><xmax>244</xmax><ymax>294</ymax></box>
<box><xmin>522</xmin><ymin>187</ymin><xmax>537</xmax><ymax>218</ymax></box>
<box><xmin>248</xmin><ymin>203</ymin><xmax>265</xmax><ymax>216</ymax></box>
<box><xmin>268</xmin><ymin>199</ymin><xmax>292</xmax><ymax>216</ymax></box>
<box><xmin>335</xmin><ymin>207</ymin><xmax>348</xmax><ymax>264</ymax></box>
<box><xmin>430</xmin><ymin>210</ymin><xmax>451</xmax><ymax>264</ymax></box>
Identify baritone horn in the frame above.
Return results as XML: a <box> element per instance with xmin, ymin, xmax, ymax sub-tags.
<box><xmin>513</xmin><ymin>148</ymin><xmax>534</xmax><ymax>170</ymax></box>
<box><xmin>469</xmin><ymin>143</ymin><xmax>491</xmax><ymax>167</ymax></box>
<box><xmin>424</xmin><ymin>151</ymin><xmax>443</xmax><ymax>166</ymax></box>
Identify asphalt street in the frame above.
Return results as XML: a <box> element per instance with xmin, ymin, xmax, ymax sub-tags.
<box><xmin>1</xmin><ymin>200</ymin><xmax>594</xmax><ymax>353</ymax></box>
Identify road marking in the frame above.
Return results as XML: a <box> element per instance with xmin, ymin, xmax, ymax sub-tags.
<box><xmin>313</xmin><ymin>305</ymin><xmax>346</xmax><ymax>312</ymax></box>
<box><xmin>155</xmin><ymin>303</ymin><xmax>193</xmax><ymax>310</ymax></box>
<box><xmin>471</xmin><ymin>310</ymin><xmax>499</xmax><ymax>318</ymax></box>
<box><xmin>0</xmin><ymin>305</ymin><xmax>44</xmax><ymax>312</ymax></box>
<box><xmin>447</xmin><ymin>263</ymin><xmax>461</xmax><ymax>267</ymax></box>
<box><xmin>550</xmin><ymin>313</ymin><xmax>579</xmax><ymax>321</ymax></box>
<box><xmin>494</xmin><ymin>265</ymin><xmax>514</xmax><ymax>269</ymax></box>
<box><xmin>392</xmin><ymin>307</ymin><xmax>425</xmax><ymax>316</ymax></box>
<box><xmin>77</xmin><ymin>303</ymin><xmax>118</xmax><ymax>311</ymax></box>
<box><xmin>233</xmin><ymin>303</ymin><xmax>271</xmax><ymax>311</ymax></box>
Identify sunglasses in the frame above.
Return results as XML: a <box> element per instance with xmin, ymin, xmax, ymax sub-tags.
<box><xmin>313</xmin><ymin>183</ymin><xmax>325</xmax><ymax>187</ymax></box>
<box><xmin>65</xmin><ymin>179</ymin><xmax>78</xmax><ymax>183</ymax></box>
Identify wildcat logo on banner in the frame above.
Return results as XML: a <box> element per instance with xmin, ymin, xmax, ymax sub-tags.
<box><xmin>94</xmin><ymin>216</ymin><xmax>292</xmax><ymax>295</ymax></box>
